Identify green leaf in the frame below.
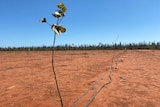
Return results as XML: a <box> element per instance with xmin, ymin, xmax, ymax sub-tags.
<box><xmin>61</xmin><ymin>6</ymin><xmax>67</xmax><ymax>13</ymax></box>
<box><xmin>59</xmin><ymin>26</ymin><xmax>66</xmax><ymax>33</ymax></box>
<box><xmin>51</xmin><ymin>25</ymin><xmax>66</xmax><ymax>35</ymax></box>
<box><xmin>57</xmin><ymin>2</ymin><xmax>64</xmax><ymax>9</ymax></box>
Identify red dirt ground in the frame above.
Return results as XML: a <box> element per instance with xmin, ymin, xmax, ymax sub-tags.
<box><xmin>0</xmin><ymin>50</ymin><xmax>160</xmax><ymax>107</ymax></box>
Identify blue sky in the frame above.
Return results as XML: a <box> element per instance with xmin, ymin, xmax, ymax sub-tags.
<box><xmin>0</xmin><ymin>0</ymin><xmax>160</xmax><ymax>47</ymax></box>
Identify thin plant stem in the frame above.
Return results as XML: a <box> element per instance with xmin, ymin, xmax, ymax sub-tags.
<box><xmin>52</xmin><ymin>33</ymin><xmax>64</xmax><ymax>107</ymax></box>
<box><xmin>46</xmin><ymin>22</ymin><xmax>52</xmax><ymax>26</ymax></box>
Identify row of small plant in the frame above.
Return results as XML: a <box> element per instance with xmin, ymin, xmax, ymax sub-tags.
<box><xmin>1</xmin><ymin>41</ymin><xmax>160</xmax><ymax>51</ymax></box>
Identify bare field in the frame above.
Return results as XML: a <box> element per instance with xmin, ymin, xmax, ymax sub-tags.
<box><xmin>0</xmin><ymin>50</ymin><xmax>160</xmax><ymax>107</ymax></box>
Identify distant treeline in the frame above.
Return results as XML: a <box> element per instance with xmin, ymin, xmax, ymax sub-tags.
<box><xmin>0</xmin><ymin>41</ymin><xmax>160</xmax><ymax>51</ymax></box>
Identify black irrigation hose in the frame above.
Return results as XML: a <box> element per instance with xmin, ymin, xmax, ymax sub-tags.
<box><xmin>70</xmin><ymin>50</ymin><xmax>127</xmax><ymax>107</ymax></box>
<box><xmin>85</xmin><ymin>50</ymin><xmax>127</xmax><ymax>107</ymax></box>
<box><xmin>84</xmin><ymin>71</ymin><xmax>113</xmax><ymax>107</ymax></box>
<box><xmin>70</xmin><ymin>69</ymin><xmax>110</xmax><ymax>107</ymax></box>
<box><xmin>52</xmin><ymin>33</ymin><xmax>64</xmax><ymax>107</ymax></box>
<box><xmin>70</xmin><ymin>49</ymin><xmax>118</xmax><ymax>107</ymax></box>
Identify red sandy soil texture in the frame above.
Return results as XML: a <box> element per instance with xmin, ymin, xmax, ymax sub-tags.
<box><xmin>0</xmin><ymin>50</ymin><xmax>160</xmax><ymax>107</ymax></box>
